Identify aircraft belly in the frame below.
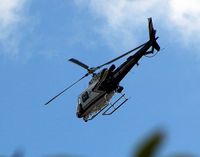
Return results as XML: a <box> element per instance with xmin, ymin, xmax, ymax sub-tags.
<box><xmin>82</xmin><ymin>92</ymin><xmax>105</xmax><ymax>112</ymax></box>
<box><xmin>82</xmin><ymin>91</ymin><xmax>114</xmax><ymax>118</ymax></box>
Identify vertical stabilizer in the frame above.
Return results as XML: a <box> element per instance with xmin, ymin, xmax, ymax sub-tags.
<box><xmin>148</xmin><ymin>18</ymin><xmax>160</xmax><ymax>51</ymax></box>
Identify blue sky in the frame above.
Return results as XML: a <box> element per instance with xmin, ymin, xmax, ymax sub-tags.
<box><xmin>1</xmin><ymin>0</ymin><xmax>200</xmax><ymax>157</ymax></box>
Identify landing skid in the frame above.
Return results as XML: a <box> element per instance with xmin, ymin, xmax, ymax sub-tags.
<box><xmin>84</xmin><ymin>93</ymin><xmax>128</xmax><ymax>122</ymax></box>
<box><xmin>102</xmin><ymin>93</ymin><xmax>128</xmax><ymax>115</ymax></box>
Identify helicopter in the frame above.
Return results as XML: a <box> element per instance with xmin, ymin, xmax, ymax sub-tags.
<box><xmin>44</xmin><ymin>18</ymin><xmax>160</xmax><ymax>122</ymax></box>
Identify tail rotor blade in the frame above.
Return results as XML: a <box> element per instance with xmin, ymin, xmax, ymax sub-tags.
<box><xmin>44</xmin><ymin>73</ymin><xmax>88</xmax><ymax>105</ymax></box>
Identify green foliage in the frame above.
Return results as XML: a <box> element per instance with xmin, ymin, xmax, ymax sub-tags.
<box><xmin>134</xmin><ymin>131</ymin><xmax>164</xmax><ymax>157</ymax></box>
<box><xmin>1</xmin><ymin>131</ymin><xmax>196</xmax><ymax>157</ymax></box>
<box><xmin>134</xmin><ymin>131</ymin><xmax>195</xmax><ymax>157</ymax></box>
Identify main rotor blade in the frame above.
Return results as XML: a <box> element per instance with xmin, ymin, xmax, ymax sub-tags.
<box><xmin>44</xmin><ymin>73</ymin><xmax>88</xmax><ymax>105</ymax></box>
<box><xmin>95</xmin><ymin>42</ymin><xmax>146</xmax><ymax>70</ymax></box>
<box><xmin>69</xmin><ymin>58</ymin><xmax>89</xmax><ymax>70</ymax></box>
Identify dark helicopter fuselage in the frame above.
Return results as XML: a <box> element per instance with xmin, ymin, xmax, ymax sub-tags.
<box><xmin>44</xmin><ymin>18</ymin><xmax>160</xmax><ymax>122</ymax></box>
<box><xmin>76</xmin><ymin>38</ymin><xmax>159</xmax><ymax>121</ymax></box>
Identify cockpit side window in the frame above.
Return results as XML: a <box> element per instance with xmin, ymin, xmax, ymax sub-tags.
<box><xmin>78</xmin><ymin>97</ymin><xmax>81</xmax><ymax>105</ymax></box>
<box><xmin>82</xmin><ymin>91</ymin><xmax>89</xmax><ymax>103</ymax></box>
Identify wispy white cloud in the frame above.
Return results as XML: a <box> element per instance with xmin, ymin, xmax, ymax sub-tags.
<box><xmin>168</xmin><ymin>0</ymin><xmax>200</xmax><ymax>40</ymax></box>
<box><xmin>74</xmin><ymin>0</ymin><xmax>200</xmax><ymax>49</ymax></box>
<box><xmin>88</xmin><ymin>0</ymin><xmax>167</xmax><ymax>48</ymax></box>
<box><xmin>0</xmin><ymin>0</ymin><xmax>28</xmax><ymax>58</ymax></box>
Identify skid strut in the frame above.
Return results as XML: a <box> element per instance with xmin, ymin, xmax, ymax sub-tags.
<box><xmin>102</xmin><ymin>93</ymin><xmax>128</xmax><ymax>115</ymax></box>
<box><xmin>85</xmin><ymin>93</ymin><xmax>128</xmax><ymax>121</ymax></box>
<box><xmin>84</xmin><ymin>94</ymin><xmax>128</xmax><ymax>121</ymax></box>
<box><xmin>87</xmin><ymin>98</ymin><xmax>110</xmax><ymax>121</ymax></box>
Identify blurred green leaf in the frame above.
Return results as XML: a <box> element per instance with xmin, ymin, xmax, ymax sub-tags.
<box><xmin>1</xmin><ymin>130</ymin><xmax>197</xmax><ymax>157</ymax></box>
<box><xmin>134</xmin><ymin>131</ymin><xmax>165</xmax><ymax>157</ymax></box>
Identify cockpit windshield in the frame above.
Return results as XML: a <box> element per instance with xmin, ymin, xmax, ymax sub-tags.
<box><xmin>82</xmin><ymin>91</ymin><xmax>89</xmax><ymax>102</ymax></box>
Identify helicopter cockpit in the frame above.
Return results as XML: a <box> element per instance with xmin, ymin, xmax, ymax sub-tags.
<box><xmin>77</xmin><ymin>87</ymin><xmax>100</xmax><ymax>118</ymax></box>
<box><xmin>76</xmin><ymin>69</ymin><xmax>109</xmax><ymax>117</ymax></box>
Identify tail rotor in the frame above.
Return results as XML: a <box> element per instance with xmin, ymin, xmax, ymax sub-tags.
<box><xmin>148</xmin><ymin>17</ymin><xmax>160</xmax><ymax>52</ymax></box>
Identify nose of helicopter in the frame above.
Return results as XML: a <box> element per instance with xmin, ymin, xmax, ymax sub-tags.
<box><xmin>76</xmin><ymin>102</ymin><xmax>83</xmax><ymax>118</ymax></box>
<box><xmin>76</xmin><ymin>112</ymin><xmax>82</xmax><ymax>118</ymax></box>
